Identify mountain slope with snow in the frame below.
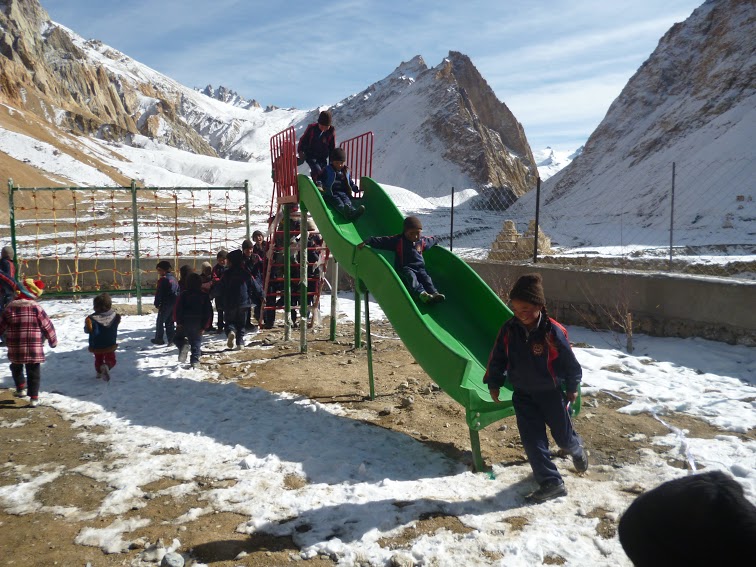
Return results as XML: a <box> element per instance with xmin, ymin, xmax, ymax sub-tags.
<box><xmin>506</xmin><ymin>0</ymin><xmax>756</xmax><ymax>252</ymax></box>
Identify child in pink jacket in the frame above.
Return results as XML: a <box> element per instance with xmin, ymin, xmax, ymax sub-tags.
<box><xmin>0</xmin><ymin>278</ymin><xmax>57</xmax><ymax>407</ymax></box>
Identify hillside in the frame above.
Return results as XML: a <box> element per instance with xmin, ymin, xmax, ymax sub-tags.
<box><xmin>0</xmin><ymin>0</ymin><xmax>537</xmax><ymax>210</ymax></box>
<box><xmin>505</xmin><ymin>0</ymin><xmax>756</xmax><ymax>254</ymax></box>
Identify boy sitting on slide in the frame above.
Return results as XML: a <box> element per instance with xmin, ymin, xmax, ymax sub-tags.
<box><xmin>358</xmin><ymin>216</ymin><xmax>445</xmax><ymax>304</ymax></box>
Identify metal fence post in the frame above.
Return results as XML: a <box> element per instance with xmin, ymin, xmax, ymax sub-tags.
<box><xmin>450</xmin><ymin>186</ymin><xmax>455</xmax><ymax>252</ymax></box>
<box><xmin>244</xmin><ymin>179</ymin><xmax>251</xmax><ymax>241</ymax></box>
<box><xmin>130</xmin><ymin>180</ymin><xmax>143</xmax><ymax>315</ymax></box>
<box><xmin>283</xmin><ymin>204</ymin><xmax>291</xmax><ymax>341</ymax></box>
<box><xmin>7</xmin><ymin>179</ymin><xmax>18</xmax><ymax>275</ymax></box>
<box><xmin>669</xmin><ymin>162</ymin><xmax>676</xmax><ymax>271</ymax></box>
<box><xmin>533</xmin><ymin>177</ymin><xmax>542</xmax><ymax>263</ymax></box>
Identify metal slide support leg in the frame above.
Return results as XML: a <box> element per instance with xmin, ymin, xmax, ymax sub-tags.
<box><xmin>469</xmin><ymin>428</ymin><xmax>487</xmax><ymax>473</ymax></box>
<box><xmin>283</xmin><ymin>205</ymin><xmax>291</xmax><ymax>342</ymax></box>
<box><xmin>365</xmin><ymin>290</ymin><xmax>375</xmax><ymax>400</ymax></box>
<box><xmin>330</xmin><ymin>261</ymin><xmax>339</xmax><ymax>341</ymax></box>
<box><xmin>354</xmin><ymin>283</ymin><xmax>362</xmax><ymax>349</ymax></box>
<box><xmin>299</xmin><ymin>204</ymin><xmax>308</xmax><ymax>353</ymax></box>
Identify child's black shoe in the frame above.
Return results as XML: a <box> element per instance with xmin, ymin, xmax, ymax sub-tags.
<box><xmin>573</xmin><ymin>448</ymin><xmax>589</xmax><ymax>473</ymax></box>
<box><xmin>178</xmin><ymin>344</ymin><xmax>190</xmax><ymax>363</ymax></box>
<box><xmin>526</xmin><ymin>479</ymin><xmax>566</xmax><ymax>503</ymax></box>
<box><xmin>431</xmin><ymin>292</ymin><xmax>446</xmax><ymax>303</ymax></box>
<box><xmin>351</xmin><ymin>205</ymin><xmax>365</xmax><ymax>220</ymax></box>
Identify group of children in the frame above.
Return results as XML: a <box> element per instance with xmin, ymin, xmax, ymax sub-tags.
<box><xmin>1</xmin><ymin>113</ymin><xmax>590</xmax><ymax>506</ymax></box>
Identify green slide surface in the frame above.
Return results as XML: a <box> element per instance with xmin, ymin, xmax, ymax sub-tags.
<box><xmin>298</xmin><ymin>174</ymin><xmax>518</xmax><ymax>431</ymax></box>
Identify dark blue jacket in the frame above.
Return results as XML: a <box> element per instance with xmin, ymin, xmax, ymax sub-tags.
<box><xmin>84</xmin><ymin>310</ymin><xmax>121</xmax><ymax>353</ymax></box>
<box><xmin>365</xmin><ymin>234</ymin><xmax>438</xmax><ymax>271</ymax></box>
<box><xmin>154</xmin><ymin>272</ymin><xmax>179</xmax><ymax>308</ymax></box>
<box><xmin>0</xmin><ymin>258</ymin><xmax>16</xmax><ymax>305</ymax></box>
<box><xmin>321</xmin><ymin>165</ymin><xmax>358</xmax><ymax>198</ymax></box>
<box><xmin>297</xmin><ymin>123</ymin><xmax>335</xmax><ymax>161</ymax></box>
<box><xmin>218</xmin><ymin>266</ymin><xmax>255</xmax><ymax>310</ymax></box>
<box><xmin>174</xmin><ymin>289</ymin><xmax>213</xmax><ymax>330</ymax></box>
<box><xmin>483</xmin><ymin>314</ymin><xmax>582</xmax><ymax>394</ymax></box>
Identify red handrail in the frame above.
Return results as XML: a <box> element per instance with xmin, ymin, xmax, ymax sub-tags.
<box><xmin>340</xmin><ymin>131</ymin><xmax>374</xmax><ymax>197</ymax></box>
<box><xmin>269</xmin><ymin>127</ymin><xmax>299</xmax><ymax>208</ymax></box>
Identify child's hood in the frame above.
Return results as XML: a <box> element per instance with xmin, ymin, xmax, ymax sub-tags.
<box><xmin>91</xmin><ymin>309</ymin><xmax>118</xmax><ymax>327</ymax></box>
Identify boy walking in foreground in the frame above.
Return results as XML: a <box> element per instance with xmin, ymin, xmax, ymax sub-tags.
<box><xmin>0</xmin><ymin>278</ymin><xmax>57</xmax><ymax>407</ymax></box>
<box><xmin>84</xmin><ymin>293</ymin><xmax>121</xmax><ymax>381</ymax></box>
<box><xmin>484</xmin><ymin>273</ymin><xmax>588</xmax><ymax>503</ymax></box>
<box><xmin>359</xmin><ymin>215</ymin><xmax>445</xmax><ymax>304</ymax></box>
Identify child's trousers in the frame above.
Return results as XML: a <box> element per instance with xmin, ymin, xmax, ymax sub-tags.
<box><xmin>155</xmin><ymin>303</ymin><xmax>176</xmax><ymax>343</ymax></box>
<box><xmin>399</xmin><ymin>266</ymin><xmax>438</xmax><ymax>296</ymax></box>
<box><xmin>224</xmin><ymin>306</ymin><xmax>250</xmax><ymax>346</ymax></box>
<box><xmin>10</xmin><ymin>362</ymin><xmax>41</xmax><ymax>398</ymax></box>
<box><xmin>513</xmin><ymin>388</ymin><xmax>583</xmax><ymax>485</ymax></box>
<box><xmin>94</xmin><ymin>352</ymin><xmax>117</xmax><ymax>372</ymax></box>
<box><xmin>324</xmin><ymin>192</ymin><xmax>357</xmax><ymax>219</ymax></box>
<box><xmin>174</xmin><ymin>325</ymin><xmax>203</xmax><ymax>364</ymax></box>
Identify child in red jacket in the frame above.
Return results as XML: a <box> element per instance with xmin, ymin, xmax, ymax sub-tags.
<box><xmin>0</xmin><ymin>278</ymin><xmax>57</xmax><ymax>407</ymax></box>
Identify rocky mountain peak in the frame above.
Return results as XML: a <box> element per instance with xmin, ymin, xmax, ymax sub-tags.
<box><xmin>547</xmin><ymin>0</ymin><xmax>754</xmax><ymax>202</ymax></box>
<box><xmin>392</xmin><ymin>55</ymin><xmax>428</xmax><ymax>78</ymax></box>
<box><xmin>510</xmin><ymin>0</ymin><xmax>755</xmax><ymax>247</ymax></box>
<box><xmin>201</xmin><ymin>84</ymin><xmax>261</xmax><ymax>109</ymax></box>
<box><xmin>333</xmin><ymin>51</ymin><xmax>537</xmax><ymax>204</ymax></box>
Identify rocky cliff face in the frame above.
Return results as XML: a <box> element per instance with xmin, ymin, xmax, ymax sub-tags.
<box><xmin>0</xmin><ymin>0</ymin><xmax>538</xmax><ymax>202</ymax></box>
<box><xmin>330</xmin><ymin>52</ymin><xmax>537</xmax><ymax>206</ymax></box>
<box><xmin>543</xmin><ymin>0</ymin><xmax>755</xmax><ymax>205</ymax></box>
<box><xmin>200</xmin><ymin>85</ymin><xmax>261</xmax><ymax>110</ymax></box>
<box><xmin>0</xmin><ymin>0</ymin><xmax>216</xmax><ymax>156</ymax></box>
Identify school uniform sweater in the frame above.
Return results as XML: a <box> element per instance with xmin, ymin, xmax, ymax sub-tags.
<box><xmin>364</xmin><ymin>234</ymin><xmax>438</xmax><ymax>271</ymax></box>
<box><xmin>484</xmin><ymin>314</ymin><xmax>582</xmax><ymax>394</ymax></box>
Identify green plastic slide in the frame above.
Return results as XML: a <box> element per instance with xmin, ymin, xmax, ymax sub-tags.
<box><xmin>298</xmin><ymin>174</ymin><xmax>518</xmax><ymax>432</ymax></box>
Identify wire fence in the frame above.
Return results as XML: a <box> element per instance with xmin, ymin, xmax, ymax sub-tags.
<box><xmin>4</xmin><ymin>181</ymin><xmax>261</xmax><ymax>295</ymax></box>
<box><xmin>383</xmin><ymin>155</ymin><xmax>755</xmax><ymax>279</ymax></box>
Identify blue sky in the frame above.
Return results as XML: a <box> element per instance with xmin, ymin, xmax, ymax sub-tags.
<box><xmin>43</xmin><ymin>0</ymin><xmax>703</xmax><ymax>152</ymax></box>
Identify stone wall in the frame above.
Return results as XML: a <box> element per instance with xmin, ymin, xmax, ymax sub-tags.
<box><xmin>469</xmin><ymin>262</ymin><xmax>755</xmax><ymax>346</ymax></box>
<box><xmin>19</xmin><ymin>257</ymin><xmax>755</xmax><ymax>345</ymax></box>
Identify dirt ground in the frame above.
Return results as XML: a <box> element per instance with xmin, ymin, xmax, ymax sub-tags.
<box><xmin>1</xmin><ymin>314</ymin><xmax>753</xmax><ymax>566</ymax></box>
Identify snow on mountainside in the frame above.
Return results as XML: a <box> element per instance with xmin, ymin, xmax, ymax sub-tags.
<box><xmin>331</xmin><ymin>53</ymin><xmax>537</xmax><ymax>203</ymax></box>
<box><xmin>0</xmin><ymin>0</ymin><xmax>539</xmax><ymax>209</ymax></box>
<box><xmin>506</xmin><ymin>0</ymin><xmax>756</xmax><ymax>254</ymax></box>
<box><xmin>533</xmin><ymin>146</ymin><xmax>582</xmax><ymax>181</ymax></box>
<box><xmin>199</xmin><ymin>85</ymin><xmax>263</xmax><ymax>111</ymax></box>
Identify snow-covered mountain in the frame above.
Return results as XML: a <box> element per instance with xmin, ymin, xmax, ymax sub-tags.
<box><xmin>533</xmin><ymin>146</ymin><xmax>582</xmax><ymax>181</ymax></box>
<box><xmin>507</xmin><ymin>0</ymin><xmax>755</xmax><ymax>250</ymax></box>
<box><xmin>331</xmin><ymin>52</ymin><xmax>537</xmax><ymax>204</ymax></box>
<box><xmin>198</xmin><ymin>85</ymin><xmax>263</xmax><ymax>111</ymax></box>
<box><xmin>0</xmin><ymin>0</ymin><xmax>538</xmax><ymax>210</ymax></box>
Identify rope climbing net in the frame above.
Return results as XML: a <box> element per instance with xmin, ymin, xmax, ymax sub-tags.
<box><xmin>6</xmin><ymin>181</ymin><xmax>252</xmax><ymax>296</ymax></box>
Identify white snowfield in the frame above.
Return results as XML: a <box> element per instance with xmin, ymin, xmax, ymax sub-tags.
<box><xmin>0</xmin><ymin>296</ymin><xmax>753</xmax><ymax>566</ymax></box>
